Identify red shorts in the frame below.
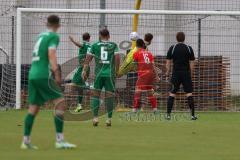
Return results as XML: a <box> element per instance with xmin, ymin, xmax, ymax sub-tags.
<box><xmin>136</xmin><ymin>74</ymin><xmax>154</xmax><ymax>91</ymax></box>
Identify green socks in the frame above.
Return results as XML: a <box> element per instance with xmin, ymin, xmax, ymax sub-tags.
<box><xmin>91</xmin><ymin>96</ymin><xmax>100</xmax><ymax>117</ymax></box>
<box><xmin>23</xmin><ymin>112</ymin><xmax>64</xmax><ymax>143</ymax></box>
<box><xmin>54</xmin><ymin>115</ymin><xmax>64</xmax><ymax>133</ymax></box>
<box><xmin>24</xmin><ymin>113</ymin><xmax>35</xmax><ymax>136</ymax></box>
<box><xmin>105</xmin><ymin>97</ymin><xmax>115</xmax><ymax>118</ymax></box>
<box><xmin>78</xmin><ymin>95</ymin><xmax>83</xmax><ymax>104</ymax></box>
<box><xmin>91</xmin><ymin>96</ymin><xmax>115</xmax><ymax>118</ymax></box>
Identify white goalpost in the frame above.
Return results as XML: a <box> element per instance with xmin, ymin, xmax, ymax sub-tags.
<box><xmin>15</xmin><ymin>8</ymin><xmax>240</xmax><ymax>110</ymax></box>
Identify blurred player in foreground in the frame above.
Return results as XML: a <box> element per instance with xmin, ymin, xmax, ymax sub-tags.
<box><xmin>165</xmin><ymin>32</ymin><xmax>197</xmax><ymax>120</ymax></box>
<box><xmin>82</xmin><ymin>28</ymin><xmax>120</xmax><ymax>127</ymax></box>
<box><xmin>132</xmin><ymin>39</ymin><xmax>159</xmax><ymax>113</ymax></box>
<box><xmin>117</xmin><ymin>32</ymin><xmax>153</xmax><ymax>77</ymax></box>
<box><xmin>69</xmin><ymin>33</ymin><xmax>91</xmax><ymax>112</ymax></box>
<box><xmin>21</xmin><ymin>15</ymin><xmax>76</xmax><ymax>149</ymax></box>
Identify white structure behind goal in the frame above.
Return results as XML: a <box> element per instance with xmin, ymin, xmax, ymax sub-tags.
<box><xmin>16</xmin><ymin>8</ymin><xmax>240</xmax><ymax>109</ymax></box>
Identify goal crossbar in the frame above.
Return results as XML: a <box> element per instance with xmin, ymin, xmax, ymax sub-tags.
<box><xmin>16</xmin><ymin>8</ymin><xmax>240</xmax><ymax>109</ymax></box>
<box><xmin>17</xmin><ymin>8</ymin><xmax>240</xmax><ymax>15</ymax></box>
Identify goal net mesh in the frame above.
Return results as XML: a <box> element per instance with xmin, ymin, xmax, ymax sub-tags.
<box><xmin>7</xmin><ymin>11</ymin><xmax>240</xmax><ymax>111</ymax></box>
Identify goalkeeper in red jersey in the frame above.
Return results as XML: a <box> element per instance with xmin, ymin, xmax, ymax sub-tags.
<box><xmin>132</xmin><ymin>39</ymin><xmax>159</xmax><ymax>113</ymax></box>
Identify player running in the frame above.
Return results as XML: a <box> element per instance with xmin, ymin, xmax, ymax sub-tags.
<box><xmin>166</xmin><ymin>32</ymin><xmax>197</xmax><ymax>120</ymax></box>
<box><xmin>69</xmin><ymin>33</ymin><xmax>91</xmax><ymax>112</ymax></box>
<box><xmin>132</xmin><ymin>39</ymin><xmax>159</xmax><ymax>113</ymax></box>
<box><xmin>82</xmin><ymin>28</ymin><xmax>120</xmax><ymax>127</ymax></box>
<box><xmin>21</xmin><ymin>15</ymin><xmax>76</xmax><ymax>149</ymax></box>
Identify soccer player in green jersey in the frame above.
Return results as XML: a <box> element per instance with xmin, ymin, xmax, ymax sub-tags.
<box><xmin>82</xmin><ymin>28</ymin><xmax>120</xmax><ymax>127</ymax></box>
<box><xmin>21</xmin><ymin>15</ymin><xmax>76</xmax><ymax>149</ymax></box>
<box><xmin>69</xmin><ymin>33</ymin><xmax>91</xmax><ymax>112</ymax></box>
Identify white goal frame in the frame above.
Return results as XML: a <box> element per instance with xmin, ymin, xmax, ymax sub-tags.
<box><xmin>16</xmin><ymin>8</ymin><xmax>240</xmax><ymax>109</ymax></box>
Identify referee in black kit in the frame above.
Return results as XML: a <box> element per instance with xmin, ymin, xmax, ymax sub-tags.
<box><xmin>165</xmin><ymin>32</ymin><xmax>197</xmax><ymax>120</ymax></box>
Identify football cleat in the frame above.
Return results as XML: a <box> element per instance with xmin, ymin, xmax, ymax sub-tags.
<box><xmin>166</xmin><ymin>114</ymin><xmax>171</xmax><ymax>120</ymax></box>
<box><xmin>93</xmin><ymin>118</ymin><xmax>99</xmax><ymax>127</ymax></box>
<box><xmin>55</xmin><ymin>141</ymin><xmax>77</xmax><ymax>149</ymax></box>
<box><xmin>20</xmin><ymin>142</ymin><xmax>38</xmax><ymax>150</ymax></box>
<box><xmin>132</xmin><ymin>108</ymin><xmax>139</xmax><ymax>113</ymax></box>
<box><xmin>106</xmin><ymin>119</ymin><xmax>111</xmax><ymax>127</ymax></box>
<box><xmin>191</xmin><ymin>116</ymin><xmax>198</xmax><ymax>120</ymax></box>
<box><xmin>74</xmin><ymin>104</ymin><xmax>83</xmax><ymax>113</ymax></box>
<box><xmin>153</xmin><ymin>108</ymin><xmax>160</xmax><ymax>115</ymax></box>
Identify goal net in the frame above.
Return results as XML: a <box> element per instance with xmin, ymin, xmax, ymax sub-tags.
<box><xmin>10</xmin><ymin>9</ymin><xmax>240</xmax><ymax>111</ymax></box>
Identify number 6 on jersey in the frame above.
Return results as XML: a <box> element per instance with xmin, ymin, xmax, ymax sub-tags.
<box><xmin>101</xmin><ymin>46</ymin><xmax>109</xmax><ymax>63</ymax></box>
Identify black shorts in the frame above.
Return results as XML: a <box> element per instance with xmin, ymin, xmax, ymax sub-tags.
<box><xmin>170</xmin><ymin>71</ymin><xmax>193</xmax><ymax>94</ymax></box>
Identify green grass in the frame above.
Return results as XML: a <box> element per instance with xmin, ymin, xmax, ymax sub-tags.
<box><xmin>0</xmin><ymin>110</ymin><xmax>240</xmax><ymax>160</ymax></box>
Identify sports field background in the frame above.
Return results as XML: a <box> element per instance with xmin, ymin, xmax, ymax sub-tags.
<box><xmin>0</xmin><ymin>110</ymin><xmax>240</xmax><ymax>160</ymax></box>
<box><xmin>0</xmin><ymin>1</ymin><xmax>240</xmax><ymax>159</ymax></box>
<box><xmin>1</xmin><ymin>0</ymin><xmax>240</xmax><ymax>109</ymax></box>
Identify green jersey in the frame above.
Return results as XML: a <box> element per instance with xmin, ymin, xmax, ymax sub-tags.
<box><xmin>29</xmin><ymin>31</ymin><xmax>60</xmax><ymax>80</ymax></box>
<box><xmin>78</xmin><ymin>41</ymin><xmax>91</xmax><ymax>64</ymax></box>
<box><xmin>88</xmin><ymin>40</ymin><xmax>119</xmax><ymax>77</ymax></box>
<box><xmin>72</xmin><ymin>41</ymin><xmax>91</xmax><ymax>85</ymax></box>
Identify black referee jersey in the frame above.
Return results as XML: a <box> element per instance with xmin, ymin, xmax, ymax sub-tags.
<box><xmin>166</xmin><ymin>43</ymin><xmax>195</xmax><ymax>72</ymax></box>
<box><xmin>166</xmin><ymin>43</ymin><xmax>195</xmax><ymax>93</ymax></box>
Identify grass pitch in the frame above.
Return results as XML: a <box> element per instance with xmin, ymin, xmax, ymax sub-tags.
<box><xmin>0</xmin><ymin>110</ymin><xmax>240</xmax><ymax>160</ymax></box>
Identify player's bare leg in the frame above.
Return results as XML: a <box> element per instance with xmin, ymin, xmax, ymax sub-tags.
<box><xmin>133</xmin><ymin>88</ymin><xmax>141</xmax><ymax>113</ymax></box>
<box><xmin>21</xmin><ymin>105</ymin><xmax>40</xmax><ymax>149</ymax></box>
<box><xmin>54</xmin><ymin>98</ymin><xmax>76</xmax><ymax>149</ymax></box>
<box><xmin>186</xmin><ymin>93</ymin><xmax>197</xmax><ymax>120</ymax></box>
<box><xmin>147</xmin><ymin>89</ymin><xmax>158</xmax><ymax>114</ymax></box>
<box><xmin>91</xmin><ymin>90</ymin><xmax>101</xmax><ymax>126</ymax></box>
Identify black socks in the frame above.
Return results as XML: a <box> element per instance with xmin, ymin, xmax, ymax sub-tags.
<box><xmin>187</xmin><ymin>96</ymin><xmax>195</xmax><ymax>116</ymax></box>
<box><xmin>167</xmin><ymin>95</ymin><xmax>195</xmax><ymax>117</ymax></box>
<box><xmin>167</xmin><ymin>96</ymin><xmax>175</xmax><ymax>115</ymax></box>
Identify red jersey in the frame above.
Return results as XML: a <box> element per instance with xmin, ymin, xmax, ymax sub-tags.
<box><xmin>133</xmin><ymin>48</ymin><xmax>155</xmax><ymax>78</ymax></box>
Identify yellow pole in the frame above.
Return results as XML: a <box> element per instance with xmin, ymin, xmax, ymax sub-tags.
<box><xmin>132</xmin><ymin>0</ymin><xmax>142</xmax><ymax>48</ymax></box>
<box><xmin>117</xmin><ymin>0</ymin><xmax>142</xmax><ymax>77</ymax></box>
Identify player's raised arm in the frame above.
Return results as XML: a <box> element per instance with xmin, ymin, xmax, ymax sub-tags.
<box><xmin>69</xmin><ymin>35</ymin><xmax>82</xmax><ymax>48</ymax></box>
<box><xmin>117</xmin><ymin>32</ymin><xmax>140</xmax><ymax>77</ymax></box>
<box><xmin>69</xmin><ymin>33</ymin><xmax>91</xmax><ymax>49</ymax></box>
